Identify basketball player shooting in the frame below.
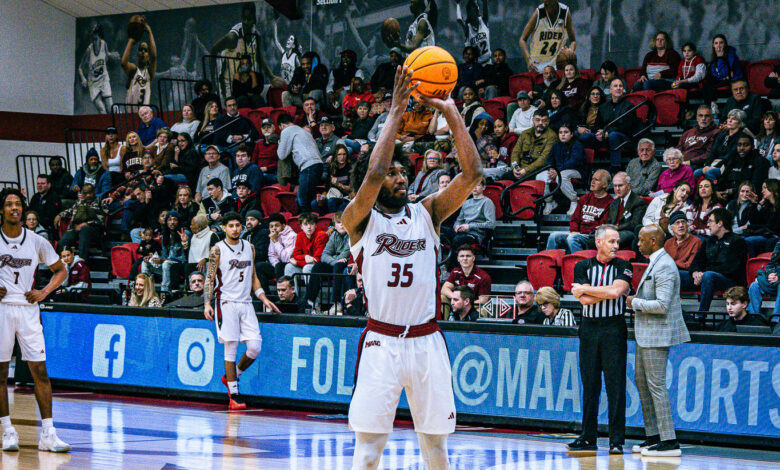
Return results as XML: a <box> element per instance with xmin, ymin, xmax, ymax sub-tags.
<box><xmin>519</xmin><ymin>0</ymin><xmax>576</xmax><ymax>72</ymax></box>
<box><xmin>342</xmin><ymin>66</ymin><xmax>482</xmax><ymax>470</ymax></box>
<box><xmin>0</xmin><ymin>189</ymin><xmax>70</xmax><ymax>453</ymax></box>
<box><xmin>204</xmin><ymin>212</ymin><xmax>281</xmax><ymax>410</ymax></box>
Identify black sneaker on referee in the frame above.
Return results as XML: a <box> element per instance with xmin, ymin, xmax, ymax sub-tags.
<box><xmin>609</xmin><ymin>443</ymin><xmax>624</xmax><ymax>454</ymax></box>
<box><xmin>641</xmin><ymin>440</ymin><xmax>681</xmax><ymax>457</ymax></box>
<box><xmin>632</xmin><ymin>435</ymin><xmax>660</xmax><ymax>453</ymax></box>
<box><xmin>567</xmin><ymin>437</ymin><xmax>597</xmax><ymax>452</ymax></box>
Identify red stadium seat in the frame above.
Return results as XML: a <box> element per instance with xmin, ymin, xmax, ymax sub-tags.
<box><xmin>492</xmin><ymin>96</ymin><xmax>514</xmax><ymax>108</ymax></box>
<box><xmin>561</xmin><ymin>250</ymin><xmax>596</xmax><ymax>291</ymax></box>
<box><xmin>624</xmin><ymin>91</ymin><xmax>655</xmax><ymax>123</ymax></box>
<box><xmin>267</xmin><ymin>85</ymin><xmax>287</xmax><ymax>108</ymax></box>
<box><xmin>509</xmin><ymin>73</ymin><xmax>536</xmax><ymax>98</ymax></box>
<box><xmin>287</xmin><ymin>216</ymin><xmax>301</xmax><ymax>233</ymax></box>
<box><xmin>746</xmin><ymin>61</ymin><xmax>776</xmax><ymax>96</ymax></box>
<box><xmin>238</xmin><ymin>107</ymin><xmax>252</xmax><ymax>118</ymax></box>
<box><xmin>616</xmin><ymin>250</ymin><xmax>636</xmax><ymax>261</ymax></box>
<box><xmin>653</xmin><ymin>89</ymin><xmax>687</xmax><ymax>126</ymax></box>
<box><xmin>505</xmin><ymin>180</ymin><xmax>545</xmax><ymax>220</ymax></box>
<box><xmin>580</xmin><ymin>68</ymin><xmax>597</xmax><ymax>81</ymax></box>
<box><xmin>746</xmin><ymin>254</ymin><xmax>772</xmax><ymax>285</ymax></box>
<box><xmin>277</xmin><ymin>191</ymin><xmax>299</xmax><ymax>215</ymax></box>
<box><xmin>483</xmin><ymin>184</ymin><xmax>504</xmax><ymax>220</ymax></box>
<box><xmin>526</xmin><ymin>250</ymin><xmax>563</xmax><ymax>290</ymax></box>
<box><xmin>631</xmin><ymin>262</ymin><xmax>648</xmax><ymax>291</ymax></box>
<box><xmin>316</xmin><ymin>214</ymin><xmax>333</xmax><ymax>233</ymax></box>
<box><xmin>410</xmin><ymin>153</ymin><xmax>425</xmax><ymax>175</ymax></box>
<box><xmin>247</xmin><ymin>109</ymin><xmax>269</xmax><ymax>131</ymax></box>
<box><xmin>482</xmin><ymin>99</ymin><xmax>506</xmax><ymax>120</ymax></box>
<box><xmin>111</xmin><ymin>245</ymin><xmax>136</xmax><ymax>279</ymax></box>
<box><xmin>623</xmin><ymin>67</ymin><xmax>644</xmax><ymax>91</ymax></box>
<box><xmin>260</xmin><ymin>186</ymin><xmax>282</xmax><ymax>215</ymax></box>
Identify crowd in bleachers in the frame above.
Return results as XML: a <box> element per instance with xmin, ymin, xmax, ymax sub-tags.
<box><xmin>24</xmin><ymin>29</ymin><xmax>780</xmax><ymax>334</ymax></box>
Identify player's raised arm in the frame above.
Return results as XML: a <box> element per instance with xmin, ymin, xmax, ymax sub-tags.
<box><xmin>341</xmin><ymin>66</ymin><xmax>416</xmax><ymax>242</ymax></box>
<box><xmin>203</xmin><ymin>244</ymin><xmax>220</xmax><ymax>320</ymax></box>
<box><xmin>418</xmin><ymin>94</ymin><xmax>483</xmax><ymax>229</ymax></box>
<box><xmin>565</xmin><ymin>10</ymin><xmax>576</xmax><ymax>52</ymax></box>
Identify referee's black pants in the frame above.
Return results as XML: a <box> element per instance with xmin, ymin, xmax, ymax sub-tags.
<box><xmin>578</xmin><ymin>315</ymin><xmax>627</xmax><ymax>444</ymax></box>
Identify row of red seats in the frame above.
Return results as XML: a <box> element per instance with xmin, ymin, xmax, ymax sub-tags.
<box><xmin>527</xmin><ymin>249</ymin><xmax>773</xmax><ymax>295</ymax></box>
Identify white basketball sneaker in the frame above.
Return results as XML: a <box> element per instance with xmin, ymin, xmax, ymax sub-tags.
<box><xmin>2</xmin><ymin>427</ymin><xmax>19</xmax><ymax>451</ymax></box>
<box><xmin>38</xmin><ymin>427</ymin><xmax>70</xmax><ymax>452</ymax></box>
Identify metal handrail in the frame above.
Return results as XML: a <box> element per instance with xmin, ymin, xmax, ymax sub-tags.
<box><xmin>499</xmin><ymin>164</ymin><xmax>552</xmax><ymax>217</ymax></box>
<box><xmin>604</xmin><ymin>98</ymin><xmax>657</xmax><ymax>151</ymax></box>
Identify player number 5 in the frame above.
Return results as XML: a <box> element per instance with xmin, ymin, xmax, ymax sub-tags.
<box><xmin>387</xmin><ymin>263</ymin><xmax>413</xmax><ymax>288</ymax></box>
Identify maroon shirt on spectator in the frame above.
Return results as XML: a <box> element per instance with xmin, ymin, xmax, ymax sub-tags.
<box><xmin>497</xmin><ymin>132</ymin><xmax>519</xmax><ymax>165</ymax></box>
<box><xmin>252</xmin><ymin>138</ymin><xmax>279</xmax><ymax>173</ymax></box>
<box><xmin>446</xmin><ymin>266</ymin><xmax>492</xmax><ymax>298</ymax></box>
<box><xmin>677</xmin><ymin>123</ymin><xmax>720</xmax><ymax>165</ymax></box>
<box><xmin>68</xmin><ymin>259</ymin><xmax>91</xmax><ymax>288</ymax></box>
<box><xmin>570</xmin><ymin>192</ymin><xmax>613</xmax><ymax>234</ymax></box>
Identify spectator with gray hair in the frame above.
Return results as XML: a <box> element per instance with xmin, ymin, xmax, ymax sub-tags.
<box><xmin>652</xmin><ymin>147</ymin><xmax>694</xmax><ymax>196</ymax></box>
<box><xmin>697</xmin><ymin>108</ymin><xmax>752</xmax><ymax>181</ymax></box>
<box><xmin>535</xmin><ymin>287</ymin><xmax>577</xmax><ymax>326</ymax></box>
<box><xmin>676</xmin><ymin>105</ymin><xmax>720</xmax><ymax>168</ymax></box>
<box><xmin>599</xmin><ymin>171</ymin><xmax>647</xmax><ymax>250</ymax></box>
<box><xmin>625</xmin><ymin>138</ymin><xmax>662</xmax><ymax>196</ymax></box>
<box><xmin>512</xmin><ymin>280</ymin><xmax>545</xmax><ymax>324</ymax></box>
<box><xmin>136</xmin><ymin>105</ymin><xmax>168</xmax><ymax>145</ymax></box>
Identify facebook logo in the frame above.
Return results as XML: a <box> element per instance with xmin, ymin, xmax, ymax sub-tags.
<box><xmin>92</xmin><ymin>325</ymin><xmax>126</xmax><ymax>379</ymax></box>
<box><xmin>177</xmin><ymin>328</ymin><xmax>215</xmax><ymax>386</ymax></box>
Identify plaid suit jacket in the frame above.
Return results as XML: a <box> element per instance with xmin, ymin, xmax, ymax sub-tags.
<box><xmin>631</xmin><ymin>249</ymin><xmax>691</xmax><ymax>348</ymax></box>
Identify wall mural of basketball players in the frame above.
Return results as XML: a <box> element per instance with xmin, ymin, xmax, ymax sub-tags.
<box><xmin>121</xmin><ymin>16</ymin><xmax>157</xmax><ymax>106</ymax></box>
<box><xmin>77</xmin><ymin>24</ymin><xmax>121</xmax><ymax>114</ymax></box>
<box><xmin>455</xmin><ymin>0</ymin><xmax>492</xmax><ymax>65</ymax></box>
<box><xmin>519</xmin><ymin>0</ymin><xmax>577</xmax><ymax>72</ymax></box>
<box><xmin>271</xmin><ymin>10</ymin><xmax>302</xmax><ymax>86</ymax></box>
<box><xmin>389</xmin><ymin>0</ymin><xmax>438</xmax><ymax>53</ymax></box>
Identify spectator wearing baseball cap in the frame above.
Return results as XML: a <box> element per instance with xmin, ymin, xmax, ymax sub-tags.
<box><xmin>508</xmin><ymin>91</ymin><xmax>538</xmax><ymax>135</ymax></box>
<box><xmin>317</xmin><ymin>116</ymin><xmax>340</xmax><ymax>162</ymax></box>
<box><xmin>101</xmin><ymin>126</ymin><xmax>123</xmax><ymax>174</ymax></box>
<box><xmin>252</xmin><ymin>118</ymin><xmax>279</xmax><ymax>186</ymax></box>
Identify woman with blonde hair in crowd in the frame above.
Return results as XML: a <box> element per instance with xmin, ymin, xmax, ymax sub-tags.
<box><xmin>644</xmin><ymin>180</ymin><xmax>692</xmax><ymax>232</ymax></box>
<box><xmin>128</xmin><ymin>273</ymin><xmax>163</xmax><ymax>307</ymax></box>
<box><xmin>100</xmin><ymin>126</ymin><xmax>122</xmax><ymax>173</ymax></box>
<box><xmin>408</xmin><ymin>149</ymin><xmax>448</xmax><ymax>203</ymax></box>
<box><xmin>535</xmin><ymin>287</ymin><xmax>577</xmax><ymax>327</ymax></box>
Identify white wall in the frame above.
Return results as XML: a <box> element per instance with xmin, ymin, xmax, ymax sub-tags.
<box><xmin>0</xmin><ymin>0</ymin><xmax>75</xmax><ymax>115</ymax></box>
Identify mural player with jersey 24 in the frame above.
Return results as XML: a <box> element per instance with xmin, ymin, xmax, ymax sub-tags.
<box><xmin>520</xmin><ymin>0</ymin><xmax>577</xmax><ymax>72</ymax></box>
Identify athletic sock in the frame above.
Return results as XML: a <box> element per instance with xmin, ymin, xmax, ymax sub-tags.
<box><xmin>228</xmin><ymin>381</ymin><xmax>239</xmax><ymax>395</ymax></box>
<box><xmin>0</xmin><ymin>416</ymin><xmax>11</xmax><ymax>431</ymax></box>
<box><xmin>236</xmin><ymin>366</ymin><xmax>245</xmax><ymax>377</ymax></box>
<box><xmin>41</xmin><ymin>418</ymin><xmax>54</xmax><ymax>431</ymax></box>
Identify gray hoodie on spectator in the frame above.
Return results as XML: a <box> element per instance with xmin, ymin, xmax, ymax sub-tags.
<box><xmin>455</xmin><ymin>196</ymin><xmax>496</xmax><ymax>239</ymax></box>
<box><xmin>321</xmin><ymin>230</ymin><xmax>350</xmax><ymax>265</ymax></box>
<box><xmin>368</xmin><ymin>112</ymin><xmax>389</xmax><ymax>141</ymax></box>
<box><xmin>277</xmin><ymin>124</ymin><xmax>323</xmax><ymax>171</ymax></box>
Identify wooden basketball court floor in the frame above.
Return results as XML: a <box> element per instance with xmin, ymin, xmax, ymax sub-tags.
<box><xmin>1</xmin><ymin>386</ymin><xmax>778</xmax><ymax>469</ymax></box>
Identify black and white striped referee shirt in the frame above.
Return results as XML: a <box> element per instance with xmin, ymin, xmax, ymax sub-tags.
<box><xmin>574</xmin><ymin>257</ymin><xmax>633</xmax><ymax>318</ymax></box>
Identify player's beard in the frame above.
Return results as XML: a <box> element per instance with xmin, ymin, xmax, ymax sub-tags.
<box><xmin>377</xmin><ymin>185</ymin><xmax>408</xmax><ymax>210</ymax></box>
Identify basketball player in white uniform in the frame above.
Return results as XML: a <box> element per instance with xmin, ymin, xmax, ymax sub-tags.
<box><xmin>204</xmin><ymin>212</ymin><xmax>280</xmax><ymax>410</ymax></box>
<box><xmin>273</xmin><ymin>20</ymin><xmax>301</xmax><ymax>84</ymax></box>
<box><xmin>78</xmin><ymin>25</ymin><xmax>119</xmax><ymax>113</ymax></box>
<box><xmin>0</xmin><ymin>189</ymin><xmax>70</xmax><ymax>453</ymax></box>
<box><xmin>121</xmin><ymin>17</ymin><xmax>157</xmax><ymax>106</ymax></box>
<box><xmin>394</xmin><ymin>0</ymin><xmax>436</xmax><ymax>53</ymax></box>
<box><xmin>520</xmin><ymin>0</ymin><xmax>577</xmax><ymax>72</ymax></box>
<box><xmin>456</xmin><ymin>0</ymin><xmax>492</xmax><ymax>65</ymax></box>
<box><xmin>343</xmin><ymin>66</ymin><xmax>482</xmax><ymax>469</ymax></box>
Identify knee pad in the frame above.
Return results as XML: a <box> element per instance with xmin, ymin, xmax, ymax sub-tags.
<box><xmin>223</xmin><ymin>341</ymin><xmax>238</xmax><ymax>362</ymax></box>
<box><xmin>245</xmin><ymin>339</ymin><xmax>261</xmax><ymax>359</ymax></box>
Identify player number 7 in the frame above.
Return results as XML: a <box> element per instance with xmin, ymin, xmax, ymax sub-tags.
<box><xmin>13</xmin><ymin>272</ymin><xmax>19</xmax><ymax>285</ymax></box>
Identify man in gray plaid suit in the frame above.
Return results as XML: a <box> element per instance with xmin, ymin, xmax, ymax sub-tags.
<box><xmin>627</xmin><ymin>224</ymin><xmax>690</xmax><ymax>457</ymax></box>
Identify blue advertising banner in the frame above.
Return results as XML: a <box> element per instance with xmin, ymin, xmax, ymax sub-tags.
<box><xmin>43</xmin><ymin>311</ymin><xmax>780</xmax><ymax>440</ymax></box>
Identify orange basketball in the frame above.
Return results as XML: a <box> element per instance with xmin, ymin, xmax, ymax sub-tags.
<box><xmin>403</xmin><ymin>46</ymin><xmax>458</xmax><ymax>100</ymax></box>
<box><xmin>381</xmin><ymin>18</ymin><xmax>401</xmax><ymax>48</ymax></box>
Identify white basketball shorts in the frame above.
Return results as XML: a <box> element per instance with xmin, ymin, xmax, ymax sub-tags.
<box><xmin>215</xmin><ymin>300</ymin><xmax>261</xmax><ymax>344</ymax></box>
<box><xmin>0</xmin><ymin>304</ymin><xmax>46</xmax><ymax>362</ymax></box>
<box><xmin>89</xmin><ymin>77</ymin><xmax>112</xmax><ymax>101</ymax></box>
<box><xmin>348</xmin><ymin>330</ymin><xmax>456</xmax><ymax>435</ymax></box>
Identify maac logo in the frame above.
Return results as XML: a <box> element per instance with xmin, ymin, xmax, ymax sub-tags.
<box><xmin>372</xmin><ymin>234</ymin><xmax>426</xmax><ymax>257</ymax></box>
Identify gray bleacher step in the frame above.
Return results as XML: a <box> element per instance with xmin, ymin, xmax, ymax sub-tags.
<box><xmin>490</xmin><ymin>247</ymin><xmax>537</xmax><ymax>256</ymax></box>
<box><xmin>91</xmin><ymin>271</ymin><xmax>110</xmax><ymax>280</ymax></box>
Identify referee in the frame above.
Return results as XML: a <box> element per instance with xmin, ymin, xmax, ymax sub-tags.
<box><xmin>568</xmin><ymin>224</ymin><xmax>632</xmax><ymax>454</ymax></box>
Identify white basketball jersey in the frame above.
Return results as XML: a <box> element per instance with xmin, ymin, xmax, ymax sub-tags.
<box><xmin>466</xmin><ymin>18</ymin><xmax>491</xmax><ymax>65</ymax></box>
<box><xmin>215</xmin><ymin>239</ymin><xmax>253</xmax><ymax>302</ymax></box>
<box><xmin>88</xmin><ymin>40</ymin><xmax>109</xmax><ymax>86</ymax></box>
<box><xmin>529</xmin><ymin>3</ymin><xmax>569</xmax><ymax>65</ymax></box>
<box><xmin>350</xmin><ymin>204</ymin><xmax>440</xmax><ymax>326</ymax></box>
<box><xmin>126</xmin><ymin>66</ymin><xmax>151</xmax><ymax>105</ymax></box>
<box><xmin>280</xmin><ymin>51</ymin><xmax>299</xmax><ymax>83</ymax></box>
<box><xmin>0</xmin><ymin>228</ymin><xmax>59</xmax><ymax>306</ymax></box>
<box><xmin>407</xmin><ymin>13</ymin><xmax>435</xmax><ymax>48</ymax></box>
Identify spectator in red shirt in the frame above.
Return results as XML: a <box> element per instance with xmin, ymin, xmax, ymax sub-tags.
<box><xmin>342</xmin><ymin>76</ymin><xmax>374</xmax><ymax>120</ymax></box>
<box><xmin>546</xmin><ymin>169</ymin><xmax>613</xmax><ymax>253</ymax></box>
<box><xmin>633</xmin><ymin>31</ymin><xmax>681</xmax><ymax>92</ymax></box>
<box><xmin>441</xmin><ymin>245</ymin><xmax>493</xmax><ymax>315</ymax></box>
<box><xmin>284</xmin><ymin>212</ymin><xmax>329</xmax><ymax>287</ymax></box>
<box><xmin>676</xmin><ymin>105</ymin><xmax>719</xmax><ymax>169</ymax></box>
<box><xmin>672</xmin><ymin>42</ymin><xmax>706</xmax><ymax>90</ymax></box>
<box><xmin>56</xmin><ymin>245</ymin><xmax>91</xmax><ymax>302</ymax></box>
<box><xmin>252</xmin><ymin>118</ymin><xmax>279</xmax><ymax>186</ymax></box>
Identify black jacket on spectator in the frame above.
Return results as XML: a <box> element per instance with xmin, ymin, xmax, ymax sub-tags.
<box><xmin>236</xmin><ymin>194</ymin><xmax>260</xmax><ymax>219</ymax></box>
<box><xmin>744</xmin><ymin>202</ymin><xmax>780</xmax><ymax>238</ymax></box>
<box><xmin>276</xmin><ymin>293</ymin><xmax>308</xmax><ymax>314</ymax></box>
<box><xmin>704</xmin><ymin>129</ymin><xmax>746</xmax><ymax>167</ymax></box>
<box><xmin>173</xmin><ymin>202</ymin><xmax>199</xmax><ymax>229</ymax></box>
<box><xmin>607</xmin><ymin>192</ymin><xmax>647</xmax><ymax>233</ymax></box>
<box><xmin>762</xmin><ymin>240</ymin><xmax>780</xmax><ymax>274</ymax></box>
<box><xmin>549</xmin><ymin>104</ymin><xmax>577</xmax><ymax>132</ymax></box>
<box><xmin>50</xmin><ymin>168</ymin><xmax>74</xmax><ymax>201</ymax></box>
<box><xmin>214</xmin><ymin>114</ymin><xmax>260</xmax><ymax>149</ymax></box>
<box><xmin>242</xmin><ymin>225</ymin><xmax>270</xmax><ymax>263</ymax></box>
<box><xmin>29</xmin><ymin>191</ymin><xmax>62</xmax><ymax>231</ymax></box>
<box><xmin>344</xmin><ymin>287</ymin><xmax>367</xmax><ymax>317</ymax></box>
<box><xmin>690</xmin><ymin>231</ymin><xmax>747</xmax><ymax>283</ymax></box>
<box><xmin>201</xmin><ymin>195</ymin><xmax>237</xmax><ymax>220</ymax></box>
<box><xmin>483</xmin><ymin>62</ymin><xmax>514</xmax><ymax>97</ymax></box>
<box><xmin>722</xmin><ymin>93</ymin><xmax>772</xmax><ymax>135</ymax></box>
<box><xmin>717</xmin><ymin>149</ymin><xmax>770</xmax><ymax>197</ymax></box>
<box><xmin>290</xmin><ymin>63</ymin><xmax>329</xmax><ymax>94</ymax></box>
<box><xmin>175</xmin><ymin>147</ymin><xmax>202</xmax><ymax>188</ymax></box>
<box><xmin>765</xmin><ymin>64</ymin><xmax>780</xmax><ymax>99</ymax></box>
<box><xmin>192</xmin><ymin>93</ymin><xmax>221</xmax><ymax>122</ymax></box>
<box><xmin>532</xmin><ymin>79</ymin><xmax>560</xmax><ymax>105</ymax></box>
<box><xmin>715</xmin><ymin>314</ymin><xmax>767</xmax><ymax>332</ymax></box>
<box><xmin>595</xmin><ymin>97</ymin><xmax>637</xmax><ymax>136</ymax></box>
<box><xmin>349</xmin><ymin>115</ymin><xmax>377</xmax><ymax>141</ymax></box>
<box><xmin>513</xmin><ymin>305</ymin><xmax>545</xmax><ymax>324</ymax></box>
<box><xmin>725</xmin><ymin>199</ymin><xmax>757</xmax><ymax>231</ymax></box>
<box><xmin>371</xmin><ymin>61</ymin><xmax>397</xmax><ymax>93</ymax></box>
